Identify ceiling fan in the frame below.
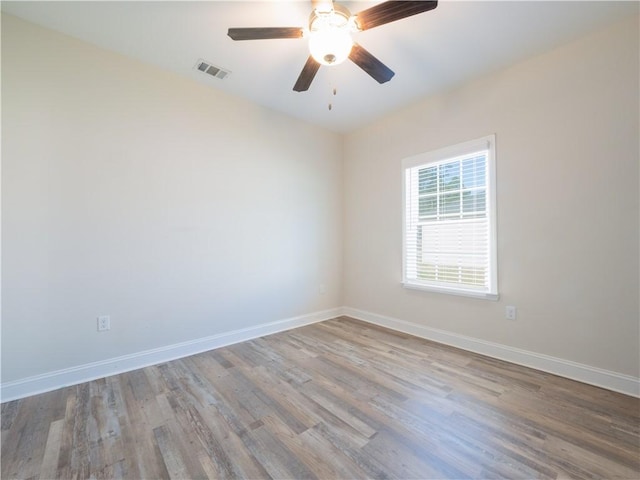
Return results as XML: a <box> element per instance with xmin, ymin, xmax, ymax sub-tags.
<box><xmin>228</xmin><ymin>1</ymin><xmax>438</xmax><ymax>92</ymax></box>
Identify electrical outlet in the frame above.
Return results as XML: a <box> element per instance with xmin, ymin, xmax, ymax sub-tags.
<box><xmin>505</xmin><ymin>306</ymin><xmax>517</xmax><ymax>321</ymax></box>
<box><xmin>97</xmin><ymin>315</ymin><xmax>111</xmax><ymax>331</ymax></box>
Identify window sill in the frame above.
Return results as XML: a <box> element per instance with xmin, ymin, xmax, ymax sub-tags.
<box><xmin>402</xmin><ymin>281</ymin><xmax>499</xmax><ymax>301</ymax></box>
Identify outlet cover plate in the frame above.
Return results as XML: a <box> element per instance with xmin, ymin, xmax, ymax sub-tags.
<box><xmin>97</xmin><ymin>315</ymin><xmax>111</xmax><ymax>331</ymax></box>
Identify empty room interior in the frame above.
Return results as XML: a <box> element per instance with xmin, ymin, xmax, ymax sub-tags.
<box><xmin>1</xmin><ymin>1</ymin><xmax>639</xmax><ymax>478</ymax></box>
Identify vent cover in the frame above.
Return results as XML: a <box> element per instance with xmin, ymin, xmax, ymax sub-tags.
<box><xmin>194</xmin><ymin>59</ymin><xmax>230</xmax><ymax>80</ymax></box>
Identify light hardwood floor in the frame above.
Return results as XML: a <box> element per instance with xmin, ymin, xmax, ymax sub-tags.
<box><xmin>2</xmin><ymin>317</ymin><xmax>639</xmax><ymax>479</ymax></box>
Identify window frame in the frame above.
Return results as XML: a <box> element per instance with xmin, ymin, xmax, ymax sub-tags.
<box><xmin>402</xmin><ymin>135</ymin><xmax>498</xmax><ymax>300</ymax></box>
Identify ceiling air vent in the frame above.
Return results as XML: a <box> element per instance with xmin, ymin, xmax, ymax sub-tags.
<box><xmin>194</xmin><ymin>59</ymin><xmax>230</xmax><ymax>80</ymax></box>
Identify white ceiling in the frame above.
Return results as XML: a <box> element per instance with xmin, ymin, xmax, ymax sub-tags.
<box><xmin>2</xmin><ymin>1</ymin><xmax>638</xmax><ymax>133</ymax></box>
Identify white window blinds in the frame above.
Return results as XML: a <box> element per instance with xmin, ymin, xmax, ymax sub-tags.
<box><xmin>403</xmin><ymin>135</ymin><xmax>498</xmax><ymax>299</ymax></box>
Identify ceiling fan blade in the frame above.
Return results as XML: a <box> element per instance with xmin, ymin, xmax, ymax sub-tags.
<box><xmin>228</xmin><ymin>27</ymin><xmax>303</xmax><ymax>41</ymax></box>
<box><xmin>349</xmin><ymin>44</ymin><xmax>395</xmax><ymax>84</ymax></box>
<box><xmin>355</xmin><ymin>1</ymin><xmax>438</xmax><ymax>31</ymax></box>
<box><xmin>293</xmin><ymin>56</ymin><xmax>321</xmax><ymax>92</ymax></box>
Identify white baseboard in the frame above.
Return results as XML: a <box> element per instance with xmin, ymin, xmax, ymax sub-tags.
<box><xmin>342</xmin><ymin>307</ymin><xmax>640</xmax><ymax>398</ymax></box>
<box><xmin>0</xmin><ymin>308</ymin><xmax>341</xmax><ymax>403</ymax></box>
<box><xmin>3</xmin><ymin>306</ymin><xmax>638</xmax><ymax>402</ymax></box>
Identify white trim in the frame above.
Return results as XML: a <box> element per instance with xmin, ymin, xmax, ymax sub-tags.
<box><xmin>402</xmin><ymin>135</ymin><xmax>494</xmax><ymax>170</ymax></box>
<box><xmin>402</xmin><ymin>281</ymin><xmax>499</xmax><ymax>301</ymax></box>
<box><xmin>342</xmin><ymin>307</ymin><xmax>640</xmax><ymax>398</ymax></box>
<box><xmin>402</xmin><ymin>134</ymin><xmax>498</xmax><ymax>299</ymax></box>
<box><xmin>0</xmin><ymin>308</ymin><xmax>341</xmax><ymax>402</ymax></box>
<box><xmin>3</xmin><ymin>306</ymin><xmax>638</xmax><ymax>402</ymax></box>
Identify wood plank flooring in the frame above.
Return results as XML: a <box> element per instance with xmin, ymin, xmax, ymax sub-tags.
<box><xmin>2</xmin><ymin>317</ymin><xmax>639</xmax><ymax>479</ymax></box>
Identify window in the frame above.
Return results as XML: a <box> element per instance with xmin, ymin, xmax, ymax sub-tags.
<box><xmin>403</xmin><ymin>135</ymin><xmax>498</xmax><ymax>299</ymax></box>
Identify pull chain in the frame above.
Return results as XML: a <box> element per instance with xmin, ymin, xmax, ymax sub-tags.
<box><xmin>328</xmin><ymin>86</ymin><xmax>337</xmax><ymax>111</ymax></box>
<box><xmin>326</xmin><ymin>68</ymin><xmax>337</xmax><ymax>111</ymax></box>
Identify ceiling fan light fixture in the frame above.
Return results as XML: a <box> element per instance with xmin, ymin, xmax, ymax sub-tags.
<box><xmin>308</xmin><ymin>4</ymin><xmax>353</xmax><ymax>66</ymax></box>
<box><xmin>309</xmin><ymin>28</ymin><xmax>353</xmax><ymax>65</ymax></box>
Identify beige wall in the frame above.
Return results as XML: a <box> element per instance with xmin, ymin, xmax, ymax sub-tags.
<box><xmin>2</xmin><ymin>13</ymin><xmax>638</xmax><ymax>387</ymax></box>
<box><xmin>343</xmin><ymin>15</ymin><xmax>639</xmax><ymax>377</ymax></box>
<box><xmin>1</xmin><ymin>15</ymin><xmax>343</xmax><ymax>382</ymax></box>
